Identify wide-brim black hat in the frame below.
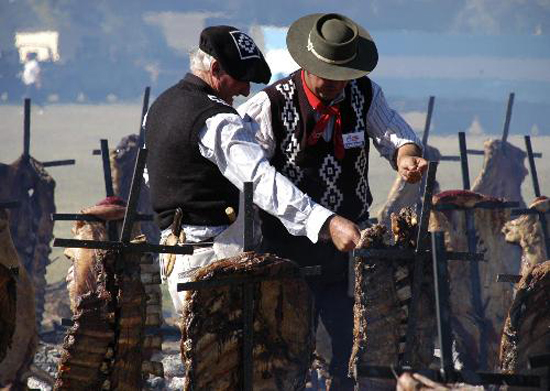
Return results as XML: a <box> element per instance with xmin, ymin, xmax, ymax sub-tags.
<box><xmin>287</xmin><ymin>13</ymin><xmax>378</xmax><ymax>81</ymax></box>
<box><xmin>200</xmin><ymin>25</ymin><xmax>271</xmax><ymax>84</ymax></box>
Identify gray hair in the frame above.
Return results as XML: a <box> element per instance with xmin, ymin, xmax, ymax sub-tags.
<box><xmin>189</xmin><ymin>47</ymin><xmax>215</xmax><ymax>74</ymax></box>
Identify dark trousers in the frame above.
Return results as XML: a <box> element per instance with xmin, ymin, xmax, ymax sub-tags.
<box><xmin>260</xmin><ymin>232</ymin><xmax>355</xmax><ymax>390</ymax></box>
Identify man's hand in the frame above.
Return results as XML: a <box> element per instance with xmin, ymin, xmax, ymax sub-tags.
<box><xmin>322</xmin><ymin>215</ymin><xmax>360</xmax><ymax>252</ymax></box>
<box><xmin>397</xmin><ymin>155</ymin><xmax>428</xmax><ymax>183</ymax></box>
<box><xmin>396</xmin><ymin>143</ymin><xmax>428</xmax><ymax>183</ymax></box>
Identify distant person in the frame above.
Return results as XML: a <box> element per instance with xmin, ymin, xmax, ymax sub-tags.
<box><xmin>237</xmin><ymin>13</ymin><xmax>427</xmax><ymax>389</ymax></box>
<box><xmin>144</xmin><ymin>26</ymin><xmax>361</xmax><ymax>320</ymax></box>
<box><xmin>21</xmin><ymin>52</ymin><xmax>41</xmax><ymax>98</ymax></box>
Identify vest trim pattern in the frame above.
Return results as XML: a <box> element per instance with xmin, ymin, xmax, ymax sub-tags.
<box><xmin>350</xmin><ymin>80</ymin><xmax>369</xmax><ymax>217</ymax></box>
<box><xmin>319</xmin><ymin>154</ymin><xmax>343</xmax><ymax>210</ymax></box>
<box><xmin>276</xmin><ymin>80</ymin><xmax>303</xmax><ymax>185</ymax></box>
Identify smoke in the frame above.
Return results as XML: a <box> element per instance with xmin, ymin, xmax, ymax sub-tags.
<box><xmin>467</xmin><ymin>115</ymin><xmax>485</xmax><ymax>135</ymax></box>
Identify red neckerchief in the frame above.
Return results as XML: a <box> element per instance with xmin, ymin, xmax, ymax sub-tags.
<box><xmin>301</xmin><ymin>70</ymin><xmax>344</xmax><ymax>160</ymax></box>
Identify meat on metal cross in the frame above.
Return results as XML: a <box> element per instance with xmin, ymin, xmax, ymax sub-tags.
<box><xmin>176</xmin><ymin>181</ymin><xmax>322</xmax><ymax>391</ymax></box>
<box><xmin>496</xmin><ymin>141</ymin><xmax>549</xmax><ymax>283</ymax></box>
<box><xmin>352</xmin><ymin>230</ymin><xmax>542</xmax><ymax>389</ymax></box>
<box><xmin>352</xmin><ymin>162</ymin><xmax>485</xmax><ymax>370</ymax></box>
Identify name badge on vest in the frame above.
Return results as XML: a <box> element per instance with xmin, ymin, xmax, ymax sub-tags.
<box><xmin>342</xmin><ymin>131</ymin><xmax>365</xmax><ymax>149</ymax></box>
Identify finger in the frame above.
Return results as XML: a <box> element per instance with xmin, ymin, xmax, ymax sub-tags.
<box><xmin>416</xmin><ymin>158</ymin><xmax>429</xmax><ymax>172</ymax></box>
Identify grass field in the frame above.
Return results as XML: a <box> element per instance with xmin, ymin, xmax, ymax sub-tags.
<box><xmin>1</xmin><ymin>103</ymin><xmax>548</xmax><ymax>289</ymax></box>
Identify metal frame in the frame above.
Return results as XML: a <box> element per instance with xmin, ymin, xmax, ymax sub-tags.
<box><xmin>21</xmin><ymin>98</ymin><xmax>75</xmax><ymax>167</ymax></box>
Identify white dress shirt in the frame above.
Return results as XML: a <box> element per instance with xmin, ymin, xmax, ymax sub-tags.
<box><xmin>183</xmin><ymin>78</ymin><xmax>422</xmax><ymax>244</ymax></box>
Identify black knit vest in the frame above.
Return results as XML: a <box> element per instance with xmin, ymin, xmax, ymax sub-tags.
<box><xmin>145</xmin><ymin>73</ymin><xmax>239</xmax><ymax>230</ymax></box>
<box><xmin>262</xmin><ymin>71</ymin><xmax>374</xmax><ymax>238</ymax></box>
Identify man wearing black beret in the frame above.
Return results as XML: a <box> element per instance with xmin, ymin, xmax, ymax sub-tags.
<box><xmin>145</xmin><ymin>26</ymin><xmax>362</xmax><ymax>324</ymax></box>
<box><xmin>238</xmin><ymin>13</ymin><xmax>427</xmax><ymax>389</ymax></box>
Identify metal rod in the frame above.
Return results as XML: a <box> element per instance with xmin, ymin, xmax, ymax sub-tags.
<box><xmin>100</xmin><ymin>139</ymin><xmax>115</xmax><ymax>197</ymax></box>
<box><xmin>23</xmin><ymin>98</ymin><xmax>31</xmax><ymax>158</ymax></box>
<box><xmin>356</xmin><ymin>365</ymin><xmax>541</xmax><ymax>387</ymax></box>
<box><xmin>434</xmin><ymin>201</ymin><xmax>519</xmax><ymax>211</ymax></box>
<box><xmin>120</xmin><ymin>148</ymin><xmax>147</xmax><ymax>243</ymax></box>
<box><xmin>438</xmin><ymin>155</ymin><xmax>461</xmax><ymax>162</ymax></box>
<box><xmin>42</xmin><ymin>159</ymin><xmax>76</xmax><ymax>167</ymax></box>
<box><xmin>0</xmin><ymin>201</ymin><xmax>20</xmax><ymax>209</ymax></box>
<box><xmin>502</xmin><ymin>92</ymin><xmax>515</xmax><ymax>143</ymax></box>
<box><xmin>416</xmin><ymin>162</ymin><xmax>438</xmax><ymax>252</ymax></box>
<box><xmin>61</xmin><ymin>318</ymin><xmax>75</xmax><ymax>327</ymax></box>
<box><xmin>458</xmin><ymin>132</ymin><xmax>471</xmax><ymax>190</ymax></box>
<box><xmin>138</xmin><ymin>86</ymin><xmax>151</xmax><ymax>148</ymax></box>
<box><xmin>529</xmin><ymin>353</ymin><xmax>550</xmax><ymax>369</ymax></box>
<box><xmin>53</xmin><ymin>238</ymin><xmax>198</xmax><ymax>254</ymax></box>
<box><xmin>241</xmin><ymin>181</ymin><xmax>255</xmax><ymax>390</ymax></box>
<box><xmin>243</xmin><ymin>283</ymin><xmax>254</xmax><ymax>391</ymax></box>
<box><xmin>52</xmin><ymin>213</ymin><xmax>153</xmax><ymax>222</ymax></box>
<box><xmin>465</xmin><ymin>207</ymin><xmax>487</xmax><ymax>370</ymax></box>
<box><xmin>496</xmin><ymin>274</ymin><xmax>521</xmax><ymax>283</ymax></box>
<box><xmin>421</xmin><ymin>96</ymin><xmax>435</xmax><ymax>152</ymax></box>
<box><xmin>243</xmin><ymin>181</ymin><xmax>254</xmax><ymax>252</ymax></box>
<box><xmin>524</xmin><ymin>135</ymin><xmax>541</xmax><ymax>198</ymax></box>
<box><xmin>403</xmin><ymin>162</ymin><xmax>437</xmax><ymax>365</ymax></box>
<box><xmin>176</xmin><ymin>266</ymin><xmax>322</xmax><ymax>291</ymax></box>
<box><xmin>354</xmin><ymin>248</ymin><xmax>484</xmax><ymax>262</ymax></box>
<box><xmin>466</xmin><ymin>149</ymin><xmax>484</xmax><ymax>156</ymax></box>
<box><xmin>431</xmin><ymin>231</ymin><xmax>454</xmax><ymax>381</ymax></box>
<box><xmin>511</xmin><ymin>208</ymin><xmax>550</xmax><ymax>216</ymax></box>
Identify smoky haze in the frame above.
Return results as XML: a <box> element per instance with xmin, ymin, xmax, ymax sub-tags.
<box><xmin>1</xmin><ymin>1</ymin><xmax>549</xmax><ymax>134</ymax></box>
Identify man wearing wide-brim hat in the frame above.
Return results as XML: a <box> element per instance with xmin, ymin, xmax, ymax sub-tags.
<box><xmin>238</xmin><ymin>13</ymin><xmax>427</xmax><ymax>389</ymax></box>
<box><xmin>145</xmin><ymin>25</ymin><xmax>368</xmax><ymax>323</ymax></box>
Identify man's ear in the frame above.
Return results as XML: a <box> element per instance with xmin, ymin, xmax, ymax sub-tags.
<box><xmin>211</xmin><ymin>60</ymin><xmax>221</xmax><ymax>78</ymax></box>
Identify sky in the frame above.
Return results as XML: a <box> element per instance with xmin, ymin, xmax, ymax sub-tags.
<box><xmin>2</xmin><ymin>0</ymin><xmax>549</xmax><ymax>134</ymax></box>
<box><xmin>261</xmin><ymin>24</ymin><xmax>550</xmax><ymax>104</ymax></box>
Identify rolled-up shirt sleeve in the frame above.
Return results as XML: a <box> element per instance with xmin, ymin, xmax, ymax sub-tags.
<box><xmin>198</xmin><ymin>112</ymin><xmax>333</xmax><ymax>243</ymax></box>
<box><xmin>367</xmin><ymin>81</ymin><xmax>423</xmax><ymax>169</ymax></box>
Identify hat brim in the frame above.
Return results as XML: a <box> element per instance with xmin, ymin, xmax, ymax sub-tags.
<box><xmin>287</xmin><ymin>14</ymin><xmax>378</xmax><ymax>81</ymax></box>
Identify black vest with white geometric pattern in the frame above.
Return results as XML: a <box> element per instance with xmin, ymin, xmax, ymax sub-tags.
<box><xmin>262</xmin><ymin>71</ymin><xmax>374</xmax><ymax>237</ymax></box>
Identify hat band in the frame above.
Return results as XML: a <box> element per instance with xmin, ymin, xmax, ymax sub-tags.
<box><xmin>307</xmin><ymin>33</ymin><xmax>357</xmax><ymax>65</ymax></box>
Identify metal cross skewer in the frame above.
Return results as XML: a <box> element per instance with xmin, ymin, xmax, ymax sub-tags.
<box><xmin>100</xmin><ymin>139</ymin><xmax>115</xmax><ymax>198</ymax></box>
<box><xmin>525</xmin><ymin>135</ymin><xmax>543</xmax><ymax>198</ymax></box>
<box><xmin>53</xmin><ymin>149</ymin><xmax>202</xmax><ymax>256</ymax></box>
<box><xmin>501</xmin><ymin>92</ymin><xmax>514</xmax><ymax>143</ymax></box>
<box><xmin>54</xmin><ymin>148</ymin><xmax>202</xmax><ymax>334</ymax></box>
<box><xmin>457</xmin><ymin>130</ymin><xmax>486</xmax><ymax>369</ymax></box>
<box><xmin>92</xmin><ymin>86</ymin><xmax>151</xmax><ymax>156</ymax></box>
<box><xmin>138</xmin><ymin>86</ymin><xmax>151</xmax><ymax>149</ymax></box>
<box><xmin>495</xmin><ymin>136</ymin><xmax>548</xmax><ymax>284</ymax></box>
<box><xmin>438</xmin><ymin>94</ymin><xmax>541</xmax><ymax>163</ymax></box>
<box><xmin>354</xmin><ymin>231</ymin><xmax>541</xmax><ymax>388</ymax></box>
<box><xmin>176</xmin><ymin>181</ymin><xmax>321</xmax><ymax>391</ymax></box>
<box><xmin>52</xmin><ymin>140</ymin><xmax>152</xmax><ymax>234</ymax></box>
<box><xmin>21</xmin><ymin>98</ymin><xmax>76</xmax><ymax>167</ymax></box>
<box><xmin>403</xmin><ymin>161</ymin><xmax>437</xmax><ymax>365</ymax></box>
<box><xmin>429</xmin><ymin>231</ymin><xmax>541</xmax><ymax>387</ymax></box>
<box><xmin>355</xmin><ymin>162</ymin><xmax>484</xmax><ymax>372</ymax></box>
